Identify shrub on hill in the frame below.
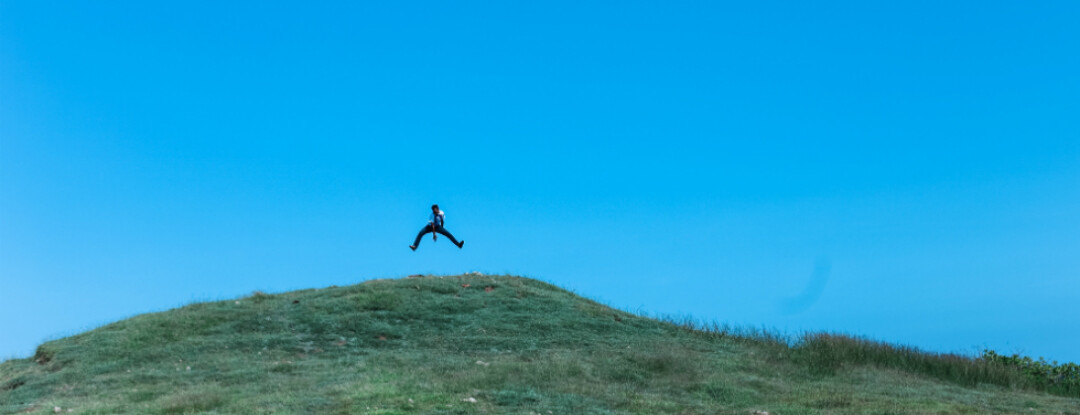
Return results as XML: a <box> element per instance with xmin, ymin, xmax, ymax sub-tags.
<box><xmin>980</xmin><ymin>350</ymin><xmax>1080</xmax><ymax>396</ymax></box>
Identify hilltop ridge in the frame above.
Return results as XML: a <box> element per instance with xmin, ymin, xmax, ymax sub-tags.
<box><xmin>2</xmin><ymin>274</ymin><xmax>1077</xmax><ymax>414</ymax></box>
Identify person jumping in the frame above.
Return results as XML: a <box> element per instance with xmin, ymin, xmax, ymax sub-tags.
<box><xmin>410</xmin><ymin>204</ymin><xmax>464</xmax><ymax>251</ymax></box>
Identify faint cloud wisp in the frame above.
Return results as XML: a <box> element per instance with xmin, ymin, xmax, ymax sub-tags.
<box><xmin>780</xmin><ymin>258</ymin><xmax>831</xmax><ymax>315</ymax></box>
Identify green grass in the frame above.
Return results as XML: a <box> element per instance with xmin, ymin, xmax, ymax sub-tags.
<box><xmin>1</xmin><ymin>274</ymin><xmax>1077</xmax><ymax>414</ymax></box>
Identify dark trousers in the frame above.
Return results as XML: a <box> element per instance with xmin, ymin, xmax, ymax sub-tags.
<box><xmin>413</xmin><ymin>225</ymin><xmax>460</xmax><ymax>247</ymax></box>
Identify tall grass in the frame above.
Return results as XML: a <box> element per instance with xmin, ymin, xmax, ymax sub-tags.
<box><xmin>663</xmin><ymin>316</ymin><xmax>1080</xmax><ymax>399</ymax></box>
<box><xmin>795</xmin><ymin>333</ymin><xmax>1022</xmax><ymax>385</ymax></box>
<box><xmin>646</xmin><ymin>315</ymin><xmax>792</xmax><ymax>348</ymax></box>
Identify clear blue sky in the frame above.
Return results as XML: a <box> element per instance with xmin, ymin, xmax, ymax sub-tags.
<box><xmin>2</xmin><ymin>1</ymin><xmax>1078</xmax><ymax>364</ymax></box>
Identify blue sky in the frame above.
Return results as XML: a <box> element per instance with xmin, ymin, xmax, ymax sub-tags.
<box><xmin>2</xmin><ymin>1</ymin><xmax>1078</xmax><ymax>363</ymax></box>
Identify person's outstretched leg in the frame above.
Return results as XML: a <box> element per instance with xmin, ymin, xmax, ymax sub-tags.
<box><xmin>434</xmin><ymin>226</ymin><xmax>464</xmax><ymax>248</ymax></box>
<box><xmin>411</xmin><ymin>225</ymin><xmax>433</xmax><ymax>250</ymax></box>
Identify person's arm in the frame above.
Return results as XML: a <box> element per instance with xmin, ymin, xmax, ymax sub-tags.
<box><xmin>432</xmin><ymin>213</ymin><xmax>438</xmax><ymax>241</ymax></box>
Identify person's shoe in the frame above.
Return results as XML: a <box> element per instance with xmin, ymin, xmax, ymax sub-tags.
<box><xmin>409</xmin><ymin>245</ymin><xmax>417</xmax><ymax>251</ymax></box>
<box><xmin>456</xmin><ymin>240</ymin><xmax>465</xmax><ymax>249</ymax></box>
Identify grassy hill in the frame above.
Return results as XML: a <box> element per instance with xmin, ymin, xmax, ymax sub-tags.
<box><xmin>1</xmin><ymin>274</ymin><xmax>1077</xmax><ymax>414</ymax></box>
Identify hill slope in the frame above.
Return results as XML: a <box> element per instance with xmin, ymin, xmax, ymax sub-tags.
<box><xmin>1</xmin><ymin>274</ymin><xmax>1077</xmax><ymax>414</ymax></box>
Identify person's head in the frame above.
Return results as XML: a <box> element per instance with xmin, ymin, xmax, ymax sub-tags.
<box><xmin>431</xmin><ymin>204</ymin><xmax>440</xmax><ymax>213</ymax></box>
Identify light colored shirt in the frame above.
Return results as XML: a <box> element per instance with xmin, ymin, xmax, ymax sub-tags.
<box><xmin>429</xmin><ymin>211</ymin><xmax>445</xmax><ymax>227</ymax></box>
